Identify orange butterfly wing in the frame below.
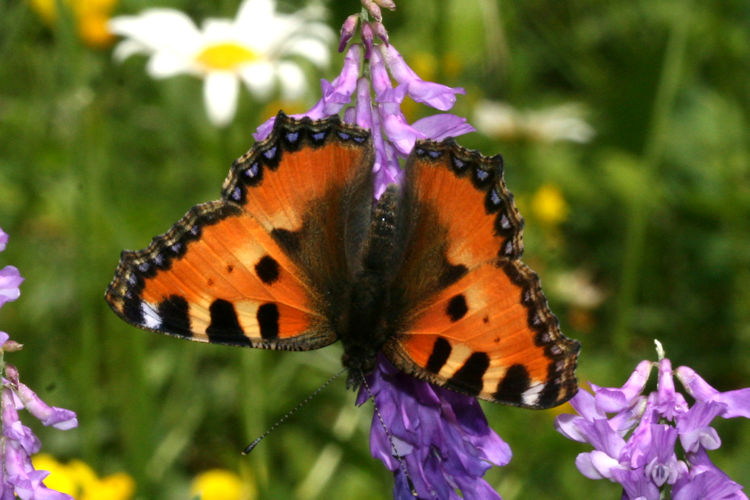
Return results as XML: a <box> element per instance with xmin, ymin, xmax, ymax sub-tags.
<box><xmin>106</xmin><ymin>114</ymin><xmax>374</xmax><ymax>350</ymax></box>
<box><xmin>383</xmin><ymin>141</ymin><xmax>579</xmax><ymax>408</ymax></box>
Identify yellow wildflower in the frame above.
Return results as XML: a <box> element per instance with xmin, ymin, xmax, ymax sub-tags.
<box><xmin>191</xmin><ymin>469</ymin><xmax>255</xmax><ymax>500</ymax></box>
<box><xmin>31</xmin><ymin>454</ymin><xmax>77</xmax><ymax>496</ymax></box>
<box><xmin>31</xmin><ymin>454</ymin><xmax>135</xmax><ymax>500</ymax></box>
<box><xmin>28</xmin><ymin>0</ymin><xmax>118</xmax><ymax>47</ymax></box>
<box><xmin>531</xmin><ymin>184</ymin><xmax>569</xmax><ymax>226</ymax></box>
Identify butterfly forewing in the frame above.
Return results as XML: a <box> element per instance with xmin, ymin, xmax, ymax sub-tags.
<box><xmin>106</xmin><ymin>113</ymin><xmax>375</xmax><ymax>351</ymax></box>
<box><xmin>384</xmin><ymin>140</ymin><xmax>580</xmax><ymax>408</ymax></box>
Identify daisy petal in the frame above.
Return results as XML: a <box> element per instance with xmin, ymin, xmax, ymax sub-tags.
<box><xmin>277</xmin><ymin>62</ymin><xmax>307</xmax><ymax>99</ymax></box>
<box><xmin>203</xmin><ymin>72</ymin><xmax>240</xmax><ymax>127</ymax></box>
<box><xmin>239</xmin><ymin>61</ymin><xmax>276</xmax><ymax>99</ymax></box>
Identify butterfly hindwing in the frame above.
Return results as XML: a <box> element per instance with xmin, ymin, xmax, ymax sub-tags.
<box><xmin>384</xmin><ymin>140</ymin><xmax>579</xmax><ymax>408</ymax></box>
<box><xmin>106</xmin><ymin>113</ymin><xmax>375</xmax><ymax>351</ymax></box>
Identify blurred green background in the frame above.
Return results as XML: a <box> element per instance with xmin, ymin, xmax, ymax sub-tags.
<box><xmin>1</xmin><ymin>0</ymin><xmax>749</xmax><ymax>498</ymax></box>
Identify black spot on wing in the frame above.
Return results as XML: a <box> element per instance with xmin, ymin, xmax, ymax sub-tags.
<box><xmin>425</xmin><ymin>337</ymin><xmax>451</xmax><ymax>374</ymax></box>
<box><xmin>257</xmin><ymin>303</ymin><xmax>280</xmax><ymax>340</ymax></box>
<box><xmin>122</xmin><ymin>293</ymin><xmax>144</xmax><ymax>325</ymax></box>
<box><xmin>446</xmin><ymin>294</ymin><xmax>468</xmax><ymax>322</ymax></box>
<box><xmin>448</xmin><ymin>352</ymin><xmax>489</xmax><ymax>396</ymax></box>
<box><xmin>493</xmin><ymin>364</ymin><xmax>530</xmax><ymax>404</ymax></box>
<box><xmin>538</xmin><ymin>381</ymin><xmax>560</xmax><ymax>409</ymax></box>
<box><xmin>158</xmin><ymin>295</ymin><xmax>191</xmax><ymax>337</ymax></box>
<box><xmin>206</xmin><ymin>299</ymin><xmax>245</xmax><ymax>342</ymax></box>
<box><xmin>254</xmin><ymin>255</ymin><xmax>280</xmax><ymax>284</ymax></box>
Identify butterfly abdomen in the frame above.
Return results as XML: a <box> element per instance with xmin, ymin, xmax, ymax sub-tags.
<box><xmin>340</xmin><ymin>270</ymin><xmax>392</xmax><ymax>388</ymax></box>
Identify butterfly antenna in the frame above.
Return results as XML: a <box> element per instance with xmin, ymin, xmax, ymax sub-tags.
<box><xmin>358</xmin><ymin>370</ymin><xmax>419</xmax><ymax>498</ymax></box>
<box><xmin>242</xmin><ymin>367</ymin><xmax>346</xmax><ymax>455</ymax></box>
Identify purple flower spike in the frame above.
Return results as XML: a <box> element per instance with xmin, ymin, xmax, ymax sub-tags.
<box><xmin>251</xmin><ymin>10</ymin><xmax>502</xmax><ymax>495</ymax></box>
<box><xmin>556</xmin><ymin>347</ymin><xmax>749</xmax><ymax>499</ymax></box>
<box><xmin>1</xmin><ymin>228</ymin><xmax>77</xmax><ymax>498</ymax></box>
<box><xmin>359</xmin><ymin>356</ymin><xmax>509</xmax><ymax>500</ymax></box>
<box><xmin>381</xmin><ymin>44</ymin><xmax>465</xmax><ymax>111</ymax></box>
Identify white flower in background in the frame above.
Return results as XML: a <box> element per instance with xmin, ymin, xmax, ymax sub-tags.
<box><xmin>474</xmin><ymin>100</ymin><xmax>595</xmax><ymax>143</ymax></box>
<box><xmin>109</xmin><ymin>0</ymin><xmax>334</xmax><ymax>126</ymax></box>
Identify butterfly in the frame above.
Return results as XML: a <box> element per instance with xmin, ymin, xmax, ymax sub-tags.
<box><xmin>106</xmin><ymin>112</ymin><xmax>579</xmax><ymax>408</ymax></box>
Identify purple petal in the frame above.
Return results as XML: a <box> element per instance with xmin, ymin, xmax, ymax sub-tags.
<box><xmin>0</xmin><ymin>227</ymin><xmax>8</xmax><ymax>252</ymax></box>
<box><xmin>674</xmin><ymin>451</ymin><xmax>748</xmax><ymax>500</ymax></box>
<box><xmin>676</xmin><ymin>401</ymin><xmax>725</xmax><ymax>453</ymax></box>
<box><xmin>14</xmin><ymin>382</ymin><xmax>78</xmax><ymax>430</ymax></box>
<box><xmin>611</xmin><ymin>469</ymin><xmax>661</xmax><ymax>500</ymax></box>
<box><xmin>3</xmin><ymin>441</ymin><xmax>72</xmax><ymax>500</ymax></box>
<box><xmin>568</xmin><ymin>388</ymin><xmax>603</xmax><ymax>420</ymax></box>
<box><xmin>380</xmin><ymin>111</ymin><xmax>424</xmax><ymax>155</ymax></box>
<box><xmin>676</xmin><ymin>366</ymin><xmax>750</xmax><ymax>419</ymax></box>
<box><xmin>0</xmin><ymin>331</ymin><xmax>9</xmax><ymax>346</ymax></box>
<box><xmin>591</xmin><ymin>360</ymin><xmax>653</xmax><ymax>413</ymax></box>
<box><xmin>371</xmin><ymin>21</ymin><xmax>389</xmax><ymax>46</ymax></box>
<box><xmin>381</xmin><ymin>44</ymin><xmax>465</xmax><ymax>111</ymax></box>
<box><xmin>2</xmin><ymin>388</ymin><xmax>41</xmax><ymax>454</ymax></box>
<box><xmin>576</xmin><ymin>418</ymin><xmax>627</xmax><ymax>458</ymax></box>
<box><xmin>653</xmin><ymin>358</ymin><xmax>688</xmax><ymax>420</ymax></box>
<box><xmin>637</xmin><ymin>425</ymin><xmax>683</xmax><ymax>486</ymax></box>
<box><xmin>361</xmin><ymin>22</ymin><xmax>374</xmax><ymax>59</ymax></box>
<box><xmin>412</xmin><ymin>114</ymin><xmax>475</xmax><ymax>140</ymax></box>
<box><xmin>252</xmin><ymin>44</ymin><xmax>362</xmax><ymax>141</ymax></box>
<box><xmin>338</xmin><ymin>14</ymin><xmax>359</xmax><ymax>53</ymax></box>
<box><xmin>354</xmin><ymin>77</ymin><xmax>374</xmax><ymax>131</ymax></box>
<box><xmin>369</xmin><ymin>47</ymin><xmax>393</xmax><ymax>97</ymax></box>
<box><xmin>553</xmin><ymin>413</ymin><xmax>589</xmax><ymax>443</ymax></box>
<box><xmin>608</xmin><ymin>396</ymin><xmax>647</xmax><ymax>436</ymax></box>
<box><xmin>575</xmin><ymin>450</ymin><xmax>622</xmax><ymax>480</ymax></box>
<box><xmin>0</xmin><ymin>265</ymin><xmax>24</xmax><ymax>307</ymax></box>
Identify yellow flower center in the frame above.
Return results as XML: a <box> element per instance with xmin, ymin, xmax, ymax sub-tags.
<box><xmin>195</xmin><ymin>43</ymin><xmax>259</xmax><ymax>71</ymax></box>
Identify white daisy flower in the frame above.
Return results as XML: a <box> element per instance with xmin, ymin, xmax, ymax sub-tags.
<box><xmin>109</xmin><ymin>0</ymin><xmax>334</xmax><ymax>126</ymax></box>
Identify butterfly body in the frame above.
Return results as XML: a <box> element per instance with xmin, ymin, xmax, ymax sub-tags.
<box><xmin>106</xmin><ymin>112</ymin><xmax>579</xmax><ymax>408</ymax></box>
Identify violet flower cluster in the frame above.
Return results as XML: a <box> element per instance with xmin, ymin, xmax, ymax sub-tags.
<box><xmin>1</xmin><ymin>227</ymin><xmax>78</xmax><ymax>500</ymax></box>
<box><xmin>555</xmin><ymin>342</ymin><xmax>749</xmax><ymax>500</ymax></box>
<box><xmin>255</xmin><ymin>1</ymin><xmax>509</xmax><ymax>497</ymax></box>
<box><xmin>356</xmin><ymin>356</ymin><xmax>511</xmax><ymax>499</ymax></box>
<box><xmin>254</xmin><ymin>0</ymin><xmax>473</xmax><ymax>199</ymax></box>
